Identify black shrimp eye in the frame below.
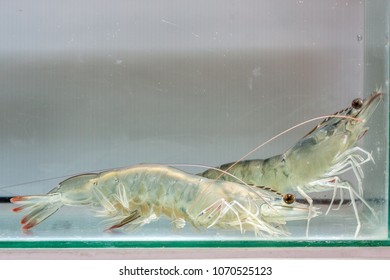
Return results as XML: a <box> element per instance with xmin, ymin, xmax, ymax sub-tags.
<box><xmin>283</xmin><ymin>193</ymin><xmax>295</xmax><ymax>205</ymax></box>
<box><xmin>352</xmin><ymin>98</ymin><xmax>363</xmax><ymax>109</ymax></box>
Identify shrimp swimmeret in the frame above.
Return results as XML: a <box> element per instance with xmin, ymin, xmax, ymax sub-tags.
<box><xmin>200</xmin><ymin>92</ymin><xmax>383</xmax><ymax>237</ymax></box>
<box><xmin>11</xmin><ymin>164</ymin><xmax>318</xmax><ymax>237</ymax></box>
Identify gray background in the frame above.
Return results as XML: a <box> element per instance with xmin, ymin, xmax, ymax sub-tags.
<box><xmin>0</xmin><ymin>0</ymin><xmax>388</xmax><ymax>245</ymax></box>
<box><xmin>0</xmin><ymin>0</ymin><xmax>370</xmax><ymax>195</ymax></box>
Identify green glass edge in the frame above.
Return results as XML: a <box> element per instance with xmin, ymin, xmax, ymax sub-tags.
<box><xmin>0</xmin><ymin>239</ymin><xmax>389</xmax><ymax>249</ymax></box>
<box><xmin>0</xmin><ymin>2</ymin><xmax>388</xmax><ymax>251</ymax></box>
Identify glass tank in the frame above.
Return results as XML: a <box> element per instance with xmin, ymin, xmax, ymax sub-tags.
<box><xmin>0</xmin><ymin>0</ymin><xmax>388</xmax><ymax>248</ymax></box>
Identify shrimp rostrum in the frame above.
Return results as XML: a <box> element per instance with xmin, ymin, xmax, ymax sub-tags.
<box><xmin>11</xmin><ymin>164</ymin><xmax>318</xmax><ymax>237</ymax></box>
<box><xmin>200</xmin><ymin>92</ymin><xmax>383</xmax><ymax>237</ymax></box>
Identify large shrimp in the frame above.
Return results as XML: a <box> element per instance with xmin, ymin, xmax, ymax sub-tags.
<box><xmin>10</xmin><ymin>164</ymin><xmax>318</xmax><ymax>237</ymax></box>
<box><xmin>200</xmin><ymin>92</ymin><xmax>383</xmax><ymax>237</ymax></box>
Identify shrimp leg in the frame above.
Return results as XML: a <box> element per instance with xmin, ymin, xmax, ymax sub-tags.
<box><xmin>105</xmin><ymin>210</ymin><xmax>141</xmax><ymax>231</ymax></box>
<box><xmin>311</xmin><ymin>176</ymin><xmax>377</xmax><ymax>238</ymax></box>
<box><xmin>296</xmin><ymin>186</ymin><xmax>314</xmax><ymax>238</ymax></box>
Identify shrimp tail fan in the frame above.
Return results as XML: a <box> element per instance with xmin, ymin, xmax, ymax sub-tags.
<box><xmin>11</xmin><ymin>194</ymin><xmax>63</xmax><ymax>230</ymax></box>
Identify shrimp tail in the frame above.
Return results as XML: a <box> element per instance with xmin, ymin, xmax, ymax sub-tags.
<box><xmin>10</xmin><ymin>194</ymin><xmax>63</xmax><ymax>230</ymax></box>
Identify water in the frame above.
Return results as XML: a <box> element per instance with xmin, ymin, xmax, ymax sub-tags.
<box><xmin>0</xmin><ymin>0</ymin><xmax>388</xmax><ymax>244</ymax></box>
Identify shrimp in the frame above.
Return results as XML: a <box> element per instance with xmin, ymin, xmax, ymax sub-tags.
<box><xmin>200</xmin><ymin>92</ymin><xmax>383</xmax><ymax>237</ymax></box>
<box><xmin>10</xmin><ymin>164</ymin><xmax>318</xmax><ymax>237</ymax></box>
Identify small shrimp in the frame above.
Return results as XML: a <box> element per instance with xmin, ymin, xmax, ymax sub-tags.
<box><xmin>10</xmin><ymin>164</ymin><xmax>318</xmax><ymax>237</ymax></box>
<box><xmin>200</xmin><ymin>92</ymin><xmax>383</xmax><ymax>237</ymax></box>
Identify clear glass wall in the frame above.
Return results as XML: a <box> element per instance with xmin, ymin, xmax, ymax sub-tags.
<box><xmin>0</xmin><ymin>0</ymin><xmax>388</xmax><ymax>247</ymax></box>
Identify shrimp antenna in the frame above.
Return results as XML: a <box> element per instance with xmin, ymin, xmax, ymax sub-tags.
<box><xmin>219</xmin><ymin>115</ymin><xmax>362</xmax><ymax>178</ymax></box>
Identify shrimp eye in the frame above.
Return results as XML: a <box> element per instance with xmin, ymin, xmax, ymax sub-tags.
<box><xmin>351</xmin><ymin>98</ymin><xmax>363</xmax><ymax>109</ymax></box>
<box><xmin>283</xmin><ymin>193</ymin><xmax>295</xmax><ymax>204</ymax></box>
